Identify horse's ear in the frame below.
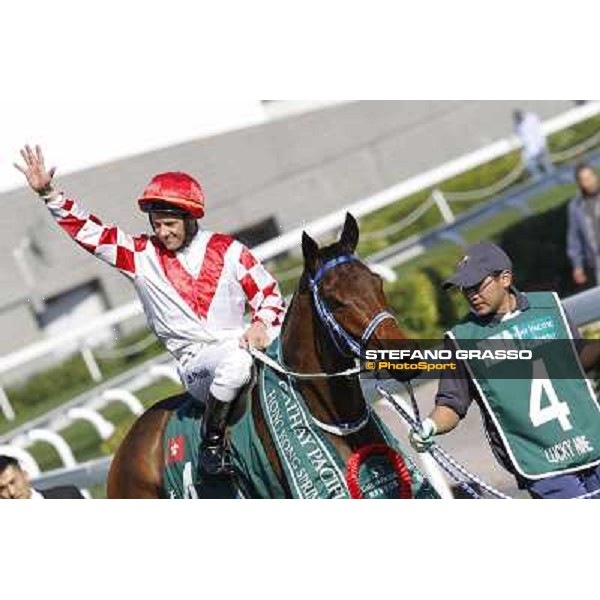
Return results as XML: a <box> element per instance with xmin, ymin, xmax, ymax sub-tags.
<box><xmin>340</xmin><ymin>212</ymin><xmax>359</xmax><ymax>253</ymax></box>
<box><xmin>302</xmin><ymin>231</ymin><xmax>319</xmax><ymax>272</ymax></box>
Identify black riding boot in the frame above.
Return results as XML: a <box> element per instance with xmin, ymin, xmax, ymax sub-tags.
<box><xmin>199</xmin><ymin>394</ymin><xmax>233</xmax><ymax>476</ymax></box>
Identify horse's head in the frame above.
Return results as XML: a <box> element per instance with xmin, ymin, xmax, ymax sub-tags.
<box><xmin>299</xmin><ymin>213</ymin><xmax>414</xmax><ymax>380</ymax></box>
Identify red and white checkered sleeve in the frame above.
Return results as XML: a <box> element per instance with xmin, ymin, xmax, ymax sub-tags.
<box><xmin>236</xmin><ymin>244</ymin><xmax>286</xmax><ymax>337</ymax></box>
<box><xmin>45</xmin><ymin>193</ymin><xmax>148</xmax><ymax>278</ymax></box>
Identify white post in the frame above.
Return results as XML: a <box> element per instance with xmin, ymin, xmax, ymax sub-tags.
<box><xmin>101</xmin><ymin>389</ymin><xmax>144</xmax><ymax>415</ymax></box>
<box><xmin>27</xmin><ymin>429</ymin><xmax>77</xmax><ymax>468</ymax></box>
<box><xmin>0</xmin><ymin>385</ymin><xmax>15</xmax><ymax>421</ymax></box>
<box><xmin>12</xmin><ymin>239</ymin><xmax>45</xmax><ymax>314</ymax></box>
<box><xmin>367</xmin><ymin>262</ymin><xmax>398</xmax><ymax>283</ymax></box>
<box><xmin>81</xmin><ymin>345</ymin><xmax>103</xmax><ymax>382</ymax></box>
<box><xmin>67</xmin><ymin>407</ymin><xmax>115</xmax><ymax>440</ymax></box>
<box><xmin>0</xmin><ymin>445</ymin><xmax>40</xmax><ymax>477</ymax></box>
<box><xmin>149</xmin><ymin>364</ymin><xmax>180</xmax><ymax>384</ymax></box>
<box><xmin>432</xmin><ymin>189</ymin><xmax>455</xmax><ymax>224</ymax></box>
<box><xmin>383</xmin><ymin>392</ymin><xmax>454</xmax><ymax>500</ymax></box>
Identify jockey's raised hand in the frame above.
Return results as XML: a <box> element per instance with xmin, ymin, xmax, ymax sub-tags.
<box><xmin>240</xmin><ymin>321</ymin><xmax>269</xmax><ymax>350</ymax></box>
<box><xmin>13</xmin><ymin>145</ymin><xmax>57</xmax><ymax>196</ymax></box>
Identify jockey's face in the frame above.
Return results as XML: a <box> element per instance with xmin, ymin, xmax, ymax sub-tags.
<box><xmin>151</xmin><ymin>212</ymin><xmax>187</xmax><ymax>251</ymax></box>
<box><xmin>0</xmin><ymin>465</ymin><xmax>32</xmax><ymax>499</ymax></box>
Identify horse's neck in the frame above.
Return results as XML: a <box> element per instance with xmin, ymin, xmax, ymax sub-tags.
<box><xmin>281</xmin><ymin>291</ymin><xmax>367</xmax><ymax>425</ymax></box>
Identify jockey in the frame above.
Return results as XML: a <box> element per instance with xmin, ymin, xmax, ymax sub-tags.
<box><xmin>14</xmin><ymin>145</ymin><xmax>285</xmax><ymax>476</ymax></box>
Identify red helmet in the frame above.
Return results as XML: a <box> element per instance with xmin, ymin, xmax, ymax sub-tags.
<box><xmin>138</xmin><ymin>172</ymin><xmax>205</xmax><ymax>219</ymax></box>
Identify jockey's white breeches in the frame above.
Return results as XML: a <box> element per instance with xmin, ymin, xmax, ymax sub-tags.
<box><xmin>177</xmin><ymin>338</ymin><xmax>254</xmax><ymax>404</ymax></box>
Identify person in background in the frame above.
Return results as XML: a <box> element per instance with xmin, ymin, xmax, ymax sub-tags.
<box><xmin>513</xmin><ymin>109</ymin><xmax>554</xmax><ymax>180</ymax></box>
<box><xmin>567</xmin><ymin>162</ymin><xmax>600</xmax><ymax>288</ymax></box>
<box><xmin>0</xmin><ymin>455</ymin><xmax>84</xmax><ymax>499</ymax></box>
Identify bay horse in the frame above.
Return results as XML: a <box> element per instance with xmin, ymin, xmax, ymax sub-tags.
<box><xmin>107</xmin><ymin>213</ymin><xmax>438</xmax><ymax>499</ymax></box>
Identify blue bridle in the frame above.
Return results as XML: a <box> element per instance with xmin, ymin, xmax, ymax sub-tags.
<box><xmin>308</xmin><ymin>254</ymin><xmax>396</xmax><ymax>359</ymax></box>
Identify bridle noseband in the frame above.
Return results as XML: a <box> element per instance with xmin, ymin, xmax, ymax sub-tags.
<box><xmin>251</xmin><ymin>254</ymin><xmax>398</xmax><ymax>438</ymax></box>
<box><xmin>308</xmin><ymin>254</ymin><xmax>397</xmax><ymax>359</ymax></box>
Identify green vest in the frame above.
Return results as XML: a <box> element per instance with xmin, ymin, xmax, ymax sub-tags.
<box><xmin>450</xmin><ymin>292</ymin><xmax>600</xmax><ymax>480</ymax></box>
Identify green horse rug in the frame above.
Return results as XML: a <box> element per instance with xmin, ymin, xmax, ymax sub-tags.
<box><xmin>162</xmin><ymin>341</ymin><xmax>439</xmax><ymax>499</ymax></box>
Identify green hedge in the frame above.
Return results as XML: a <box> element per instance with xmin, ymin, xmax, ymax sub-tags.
<box><xmin>27</xmin><ymin>379</ymin><xmax>182</xmax><ymax>471</ymax></box>
<box><xmin>385</xmin><ymin>246</ymin><xmax>470</xmax><ymax>340</ymax></box>
<box><xmin>382</xmin><ymin>187</ymin><xmax>580</xmax><ymax>340</ymax></box>
<box><xmin>270</xmin><ymin>112</ymin><xmax>600</xmax><ymax>288</ymax></box>
<box><xmin>548</xmin><ymin>114</ymin><xmax>600</xmax><ymax>155</ymax></box>
<box><xmin>1</xmin><ymin>328</ymin><xmax>164</xmax><ymax>433</ymax></box>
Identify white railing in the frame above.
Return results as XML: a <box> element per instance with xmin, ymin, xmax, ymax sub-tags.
<box><xmin>252</xmin><ymin>102</ymin><xmax>600</xmax><ymax>261</ymax></box>
<box><xmin>2</xmin><ymin>102</ymin><xmax>600</xmax><ymax>421</ymax></box>
<box><xmin>563</xmin><ymin>286</ymin><xmax>600</xmax><ymax>326</ymax></box>
<box><xmin>31</xmin><ymin>456</ymin><xmax>111</xmax><ymax>490</ymax></box>
<box><xmin>1</xmin><ymin>355</ymin><xmax>184</xmax><ymax>496</ymax></box>
<box><xmin>0</xmin><ymin>353</ymin><xmax>176</xmax><ymax>443</ymax></box>
<box><xmin>0</xmin><ymin>300</ymin><xmax>142</xmax><ymax>375</ymax></box>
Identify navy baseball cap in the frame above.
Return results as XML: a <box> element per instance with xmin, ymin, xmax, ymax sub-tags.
<box><xmin>442</xmin><ymin>243</ymin><xmax>512</xmax><ymax>290</ymax></box>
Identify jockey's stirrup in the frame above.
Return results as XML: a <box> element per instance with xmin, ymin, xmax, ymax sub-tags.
<box><xmin>199</xmin><ymin>394</ymin><xmax>233</xmax><ymax>476</ymax></box>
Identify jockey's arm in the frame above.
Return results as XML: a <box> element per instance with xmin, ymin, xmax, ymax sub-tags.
<box><xmin>15</xmin><ymin>145</ymin><xmax>144</xmax><ymax>279</ymax></box>
<box><xmin>41</xmin><ymin>191</ymin><xmax>145</xmax><ymax>278</ymax></box>
<box><xmin>240</xmin><ymin>320</ymin><xmax>269</xmax><ymax>350</ymax></box>
<box><xmin>236</xmin><ymin>244</ymin><xmax>286</xmax><ymax>346</ymax></box>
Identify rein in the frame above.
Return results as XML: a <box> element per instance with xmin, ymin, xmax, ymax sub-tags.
<box><xmin>249</xmin><ymin>347</ymin><xmax>361</xmax><ymax>379</ymax></box>
<box><xmin>249</xmin><ymin>347</ymin><xmax>366</xmax><ymax>437</ymax></box>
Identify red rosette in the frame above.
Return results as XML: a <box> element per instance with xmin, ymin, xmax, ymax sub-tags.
<box><xmin>346</xmin><ymin>443</ymin><xmax>412</xmax><ymax>499</ymax></box>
